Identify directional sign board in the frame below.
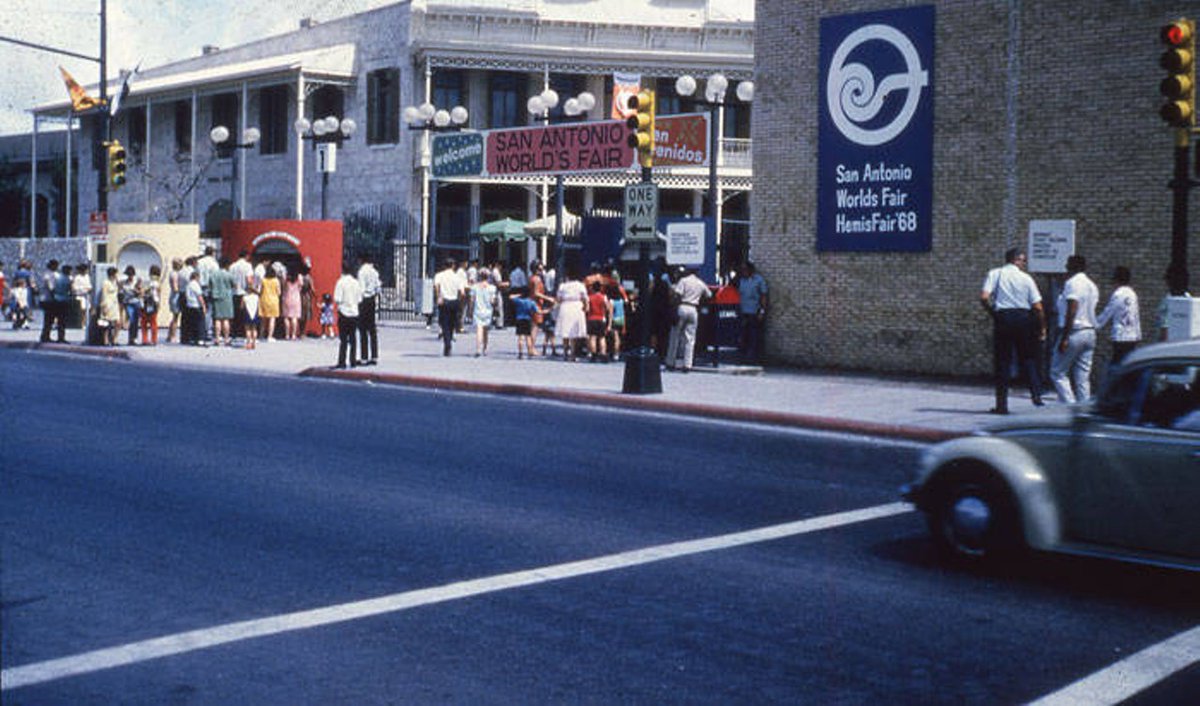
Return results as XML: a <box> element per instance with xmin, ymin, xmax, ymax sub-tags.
<box><xmin>624</xmin><ymin>182</ymin><xmax>659</xmax><ymax>242</ymax></box>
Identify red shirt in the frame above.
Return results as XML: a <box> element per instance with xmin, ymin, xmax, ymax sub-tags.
<box><xmin>587</xmin><ymin>291</ymin><xmax>609</xmax><ymax>321</ymax></box>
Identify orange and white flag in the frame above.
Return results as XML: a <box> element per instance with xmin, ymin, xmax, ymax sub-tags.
<box><xmin>59</xmin><ymin>66</ymin><xmax>104</xmax><ymax>112</ymax></box>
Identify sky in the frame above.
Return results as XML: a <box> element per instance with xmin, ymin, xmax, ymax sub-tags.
<box><xmin>0</xmin><ymin>0</ymin><xmax>392</xmax><ymax>135</ymax></box>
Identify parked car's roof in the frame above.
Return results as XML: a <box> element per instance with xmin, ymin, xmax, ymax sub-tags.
<box><xmin>1121</xmin><ymin>339</ymin><xmax>1200</xmax><ymax>367</ymax></box>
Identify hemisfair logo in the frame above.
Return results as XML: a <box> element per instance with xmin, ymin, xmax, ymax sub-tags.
<box><xmin>826</xmin><ymin>23</ymin><xmax>929</xmax><ymax>147</ymax></box>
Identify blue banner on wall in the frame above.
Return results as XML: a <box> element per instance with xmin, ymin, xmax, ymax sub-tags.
<box><xmin>817</xmin><ymin>5</ymin><xmax>935</xmax><ymax>252</ymax></box>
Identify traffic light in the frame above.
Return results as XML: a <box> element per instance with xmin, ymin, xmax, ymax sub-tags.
<box><xmin>1160</xmin><ymin>19</ymin><xmax>1196</xmax><ymax>127</ymax></box>
<box><xmin>625</xmin><ymin>89</ymin><xmax>656</xmax><ymax>168</ymax></box>
<box><xmin>105</xmin><ymin>140</ymin><xmax>127</xmax><ymax>191</ymax></box>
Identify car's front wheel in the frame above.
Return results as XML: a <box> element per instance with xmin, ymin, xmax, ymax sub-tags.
<box><xmin>927</xmin><ymin>467</ymin><xmax>1022</xmax><ymax>564</ymax></box>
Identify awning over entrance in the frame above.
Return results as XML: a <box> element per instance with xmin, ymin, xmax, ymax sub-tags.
<box><xmin>523</xmin><ymin>211</ymin><xmax>581</xmax><ymax>238</ymax></box>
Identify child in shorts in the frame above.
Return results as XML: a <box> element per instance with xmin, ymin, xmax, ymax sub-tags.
<box><xmin>510</xmin><ymin>287</ymin><xmax>538</xmax><ymax>359</ymax></box>
<box><xmin>319</xmin><ymin>293</ymin><xmax>335</xmax><ymax>339</ymax></box>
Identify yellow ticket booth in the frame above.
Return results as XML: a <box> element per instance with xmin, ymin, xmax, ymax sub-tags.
<box><xmin>107</xmin><ymin>223</ymin><xmax>200</xmax><ymax>325</ymax></box>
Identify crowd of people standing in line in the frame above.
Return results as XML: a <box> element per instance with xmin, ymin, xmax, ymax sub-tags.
<box><xmin>2</xmin><ymin>251</ymin><xmax>771</xmax><ymax>372</ymax></box>
<box><xmin>980</xmin><ymin>247</ymin><xmax>1147</xmax><ymax>414</ymax></box>
<box><xmin>424</xmin><ymin>255</ymin><xmax>768</xmax><ymax>372</ymax></box>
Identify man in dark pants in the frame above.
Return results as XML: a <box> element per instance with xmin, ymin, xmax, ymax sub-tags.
<box><xmin>333</xmin><ymin>262</ymin><xmax>362</xmax><ymax>369</ymax></box>
<box><xmin>39</xmin><ymin>260</ymin><xmax>69</xmax><ymax>343</ymax></box>
<box><xmin>433</xmin><ymin>258</ymin><xmax>463</xmax><ymax>357</ymax></box>
<box><xmin>981</xmin><ymin>248</ymin><xmax>1046</xmax><ymax>414</ymax></box>
<box><xmin>736</xmin><ymin>262</ymin><xmax>768</xmax><ymax>364</ymax></box>
<box><xmin>357</xmin><ymin>257</ymin><xmax>380</xmax><ymax>365</ymax></box>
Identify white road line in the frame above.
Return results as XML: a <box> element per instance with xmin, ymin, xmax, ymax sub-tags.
<box><xmin>1</xmin><ymin>502</ymin><xmax>911</xmax><ymax>692</ymax></box>
<box><xmin>1027</xmin><ymin>624</ymin><xmax>1200</xmax><ymax>706</ymax></box>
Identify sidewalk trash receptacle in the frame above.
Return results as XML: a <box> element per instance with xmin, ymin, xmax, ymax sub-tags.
<box><xmin>698</xmin><ymin>285</ymin><xmax>740</xmax><ymax>367</ymax></box>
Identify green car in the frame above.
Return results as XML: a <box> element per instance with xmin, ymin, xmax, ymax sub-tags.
<box><xmin>903</xmin><ymin>339</ymin><xmax>1200</xmax><ymax>570</ymax></box>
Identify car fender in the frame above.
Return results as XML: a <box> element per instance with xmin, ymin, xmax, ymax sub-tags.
<box><xmin>917</xmin><ymin>436</ymin><xmax>1061</xmax><ymax>550</ymax></box>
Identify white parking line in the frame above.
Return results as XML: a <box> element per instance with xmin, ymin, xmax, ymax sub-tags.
<box><xmin>1028</xmin><ymin>624</ymin><xmax>1200</xmax><ymax>706</ymax></box>
<box><xmin>1</xmin><ymin>502</ymin><xmax>911</xmax><ymax>691</ymax></box>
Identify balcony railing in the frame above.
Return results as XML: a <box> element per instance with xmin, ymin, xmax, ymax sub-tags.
<box><xmin>719</xmin><ymin>138</ymin><xmax>752</xmax><ymax>169</ymax></box>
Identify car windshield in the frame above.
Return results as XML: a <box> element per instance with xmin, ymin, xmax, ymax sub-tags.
<box><xmin>1095</xmin><ymin>362</ymin><xmax>1200</xmax><ymax>429</ymax></box>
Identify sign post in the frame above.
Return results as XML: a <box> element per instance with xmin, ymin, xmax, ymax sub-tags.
<box><xmin>624</xmin><ymin>182</ymin><xmax>659</xmax><ymax>242</ymax></box>
<box><xmin>623</xmin><ymin>177</ymin><xmax>663</xmax><ymax>394</ymax></box>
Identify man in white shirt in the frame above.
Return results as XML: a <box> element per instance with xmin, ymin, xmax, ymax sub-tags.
<box><xmin>980</xmin><ymin>248</ymin><xmax>1046</xmax><ymax>414</ymax></box>
<box><xmin>228</xmin><ymin>250</ymin><xmax>253</xmax><ymax>340</ymax></box>
<box><xmin>196</xmin><ymin>246</ymin><xmax>219</xmax><ymax>342</ymax></box>
<box><xmin>434</xmin><ymin>258</ymin><xmax>465</xmax><ymax>356</ymax></box>
<box><xmin>665</xmin><ymin>267</ymin><xmax>712</xmax><ymax>372</ymax></box>
<box><xmin>1096</xmin><ymin>265</ymin><xmax>1141</xmax><ymax>365</ymax></box>
<box><xmin>333</xmin><ymin>262</ymin><xmax>363</xmax><ymax>369</ymax></box>
<box><xmin>1050</xmin><ymin>255</ymin><xmax>1100</xmax><ymax>404</ymax></box>
<box><xmin>357</xmin><ymin>257</ymin><xmax>381</xmax><ymax>365</ymax></box>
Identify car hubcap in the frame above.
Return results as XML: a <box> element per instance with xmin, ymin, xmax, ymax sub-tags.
<box><xmin>950</xmin><ymin>495</ymin><xmax>991</xmax><ymax>552</ymax></box>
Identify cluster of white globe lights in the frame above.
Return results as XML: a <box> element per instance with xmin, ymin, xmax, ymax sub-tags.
<box><xmin>208</xmin><ymin>115</ymin><xmax>359</xmax><ymax>149</ymax></box>
<box><xmin>207</xmin><ymin>74</ymin><xmax>750</xmax><ymax>148</ymax></box>
<box><xmin>399</xmin><ymin>72</ymin><xmax>753</xmax><ymax>131</ymax></box>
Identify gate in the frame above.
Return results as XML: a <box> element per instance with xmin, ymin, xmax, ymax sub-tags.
<box><xmin>343</xmin><ymin>204</ymin><xmax>425</xmax><ymax>321</ymax></box>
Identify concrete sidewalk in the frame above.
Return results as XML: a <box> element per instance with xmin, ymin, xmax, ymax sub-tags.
<box><xmin>1</xmin><ymin>320</ymin><xmax>1017</xmax><ymax>442</ymax></box>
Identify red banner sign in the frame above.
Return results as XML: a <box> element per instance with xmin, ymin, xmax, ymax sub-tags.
<box><xmin>486</xmin><ymin>120</ymin><xmax>635</xmax><ymax>177</ymax></box>
<box><xmin>654</xmin><ymin>113</ymin><xmax>710</xmax><ymax>167</ymax></box>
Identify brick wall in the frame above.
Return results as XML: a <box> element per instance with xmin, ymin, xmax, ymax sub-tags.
<box><xmin>755</xmin><ymin>0</ymin><xmax>1196</xmax><ymax>378</ymax></box>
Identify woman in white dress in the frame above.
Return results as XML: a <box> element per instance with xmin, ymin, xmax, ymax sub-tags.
<box><xmin>554</xmin><ymin>270</ymin><xmax>588</xmax><ymax>361</ymax></box>
<box><xmin>471</xmin><ymin>270</ymin><xmax>498</xmax><ymax>356</ymax></box>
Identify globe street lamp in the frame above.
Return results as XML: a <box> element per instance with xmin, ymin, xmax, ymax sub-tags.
<box><xmin>527</xmin><ymin>90</ymin><xmax>595</xmax><ymax>279</ymax></box>
<box><xmin>403</xmin><ymin>102</ymin><xmax>469</xmax><ymax>274</ymax></box>
<box><xmin>404</xmin><ymin>102</ymin><xmax>469</xmax><ymax>131</ymax></box>
<box><xmin>674</xmin><ymin>73</ymin><xmax>754</xmax><ymax>222</ymax></box>
<box><xmin>210</xmin><ymin>125</ymin><xmax>260</xmax><ymax>220</ymax></box>
<box><xmin>295</xmin><ymin>115</ymin><xmax>357</xmax><ymax>220</ymax></box>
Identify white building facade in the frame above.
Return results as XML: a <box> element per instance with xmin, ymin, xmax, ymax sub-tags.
<box><xmin>36</xmin><ymin>0</ymin><xmax>753</xmax><ymax>280</ymax></box>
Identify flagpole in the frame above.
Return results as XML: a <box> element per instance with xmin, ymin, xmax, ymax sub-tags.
<box><xmin>97</xmin><ymin>0</ymin><xmax>108</xmax><ymax>218</ymax></box>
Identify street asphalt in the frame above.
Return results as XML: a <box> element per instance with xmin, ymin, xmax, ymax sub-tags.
<box><xmin>0</xmin><ymin>319</ymin><xmax>1029</xmax><ymax>442</ymax></box>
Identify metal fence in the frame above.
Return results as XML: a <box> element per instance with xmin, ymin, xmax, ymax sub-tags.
<box><xmin>342</xmin><ymin>204</ymin><xmax>426</xmax><ymax>321</ymax></box>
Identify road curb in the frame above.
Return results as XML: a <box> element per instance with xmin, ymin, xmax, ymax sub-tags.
<box><xmin>0</xmin><ymin>340</ymin><xmax>132</xmax><ymax>361</ymax></box>
<box><xmin>298</xmin><ymin>366</ymin><xmax>963</xmax><ymax>443</ymax></box>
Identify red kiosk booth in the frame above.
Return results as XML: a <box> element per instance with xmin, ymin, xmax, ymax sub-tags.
<box><xmin>221</xmin><ymin>220</ymin><xmax>343</xmax><ymax>336</ymax></box>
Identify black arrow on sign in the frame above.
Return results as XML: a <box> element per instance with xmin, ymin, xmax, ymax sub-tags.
<box><xmin>628</xmin><ymin>224</ymin><xmax>655</xmax><ymax>237</ymax></box>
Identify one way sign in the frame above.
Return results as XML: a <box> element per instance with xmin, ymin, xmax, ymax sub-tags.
<box><xmin>624</xmin><ymin>182</ymin><xmax>659</xmax><ymax>242</ymax></box>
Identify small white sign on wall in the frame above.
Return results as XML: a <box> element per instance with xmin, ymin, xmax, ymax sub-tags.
<box><xmin>666</xmin><ymin>222</ymin><xmax>705</xmax><ymax>266</ymax></box>
<box><xmin>1027</xmin><ymin>220</ymin><xmax>1075</xmax><ymax>273</ymax></box>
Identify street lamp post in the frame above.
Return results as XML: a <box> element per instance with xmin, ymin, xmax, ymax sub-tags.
<box><xmin>295</xmin><ymin>115</ymin><xmax>357</xmax><ymax>220</ymax></box>
<box><xmin>403</xmin><ymin>102</ymin><xmax>469</xmax><ymax>276</ymax></box>
<box><xmin>675</xmin><ymin>73</ymin><xmax>754</xmax><ymax>272</ymax></box>
<box><xmin>527</xmin><ymin>89</ymin><xmax>595</xmax><ymax>281</ymax></box>
<box><xmin>210</xmin><ymin>125</ymin><xmax>260</xmax><ymax>221</ymax></box>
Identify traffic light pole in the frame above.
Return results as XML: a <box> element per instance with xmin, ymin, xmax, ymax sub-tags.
<box><xmin>1168</xmin><ymin>129</ymin><xmax>1194</xmax><ymax>295</ymax></box>
<box><xmin>622</xmin><ymin>165</ymin><xmax>663</xmax><ymax>394</ymax></box>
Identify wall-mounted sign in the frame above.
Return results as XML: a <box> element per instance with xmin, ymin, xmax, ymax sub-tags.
<box><xmin>1027</xmin><ymin>220</ymin><xmax>1075</xmax><ymax>274</ymax></box>
<box><xmin>655</xmin><ymin>113</ymin><xmax>710</xmax><ymax>167</ymax></box>
<box><xmin>666</xmin><ymin>221</ymin><xmax>706</xmax><ymax>265</ymax></box>
<box><xmin>431</xmin><ymin>132</ymin><xmax>484</xmax><ymax>178</ymax></box>
<box><xmin>817</xmin><ymin>5</ymin><xmax>935</xmax><ymax>252</ymax></box>
<box><xmin>486</xmin><ymin>120</ymin><xmax>635</xmax><ymax>177</ymax></box>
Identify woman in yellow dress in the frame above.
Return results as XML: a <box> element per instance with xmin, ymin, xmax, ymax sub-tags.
<box><xmin>259</xmin><ymin>268</ymin><xmax>281</xmax><ymax>341</ymax></box>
